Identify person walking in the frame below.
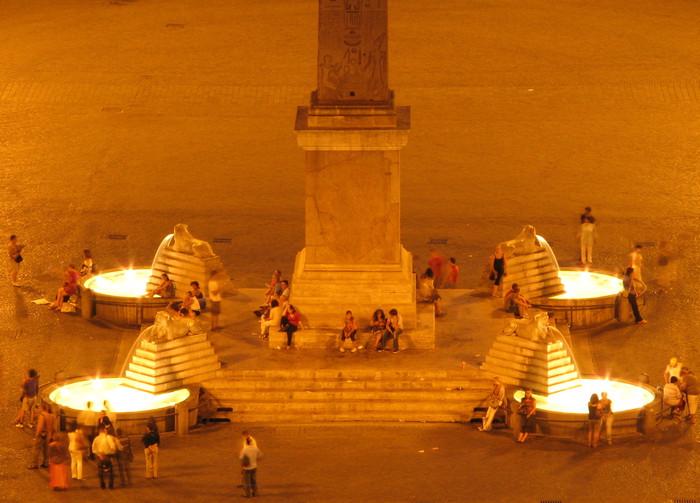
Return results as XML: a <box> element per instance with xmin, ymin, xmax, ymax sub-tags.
<box><xmin>67</xmin><ymin>421</ymin><xmax>87</xmax><ymax>481</ymax></box>
<box><xmin>628</xmin><ymin>244</ymin><xmax>644</xmax><ymax>283</ymax></box>
<box><xmin>115</xmin><ymin>428</ymin><xmax>133</xmax><ymax>486</ymax></box>
<box><xmin>578</xmin><ymin>216</ymin><xmax>597</xmax><ymax>264</ymax></box>
<box><xmin>479</xmin><ymin>377</ymin><xmax>505</xmax><ymax>432</ymax></box>
<box><xmin>622</xmin><ymin>267</ymin><xmax>647</xmax><ymax>324</ymax></box>
<box><xmin>48</xmin><ymin>431</ymin><xmax>70</xmax><ymax>491</ymax></box>
<box><xmin>142</xmin><ymin>423</ymin><xmax>160</xmax><ymax>479</ymax></box>
<box><xmin>240</xmin><ymin>435</ymin><xmax>263</xmax><ymax>498</ymax></box>
<box><xmin>28</xmin><ymin>403</ymin><xmax>55</xmax><ymax>469</ymax></box>
<box><xmin>490</xmin><ymin>245</ymin><xmax>507</xmax><ymax>297</ymax></box>
<box><xmin>209</xmin><ymin>270</ymin><xmax>223</xmax><ymax>331</ymax></box>
<box><xmin>428</xmin><ymin>249</ymin><xmax>445</xmax><ymax>288</ymax></box>
<box><xmin>8</xmin><ymin>234</ymin><xmax>25</xmax><ymax>286</ymax></box>
<box><xmin>14</xmin><ymin>368</ymin><xmax>39</xmax><ymax>428</ymax></box>
<box><xmin>445</xmin><ymin>257</ymin><xmax>460</xmax><ymax>288</ymax></box>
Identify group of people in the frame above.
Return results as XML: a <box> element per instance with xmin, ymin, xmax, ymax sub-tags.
<box><xmin>662</xmin><ymin>357</ymin><xmax>698</xmax><ymax>423</ymax></box>
<box><xmin>337</xmin><ymin>308</ymin><xmax>403</xmax><ymax>353</ymax></box>
<box><xmin>256</xmin><ymin>270</ymin><xmax>303</xmax><ymax>348</ymax></box>
<box><xmin>586</xmin><ymin>392</ymin><xmax>614</xmax><ymax>448</ymax></box>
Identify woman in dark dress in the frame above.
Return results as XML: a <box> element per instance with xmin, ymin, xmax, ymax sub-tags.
<box><xmin>491</xmin><ymin>245</ymin><xmax>507</xmax><ymax>297</ymax></box>
<box><xmin>517</xmin><ymin>389</ymin><xmax>537</xmax><ymax>443</ymax></box>
<box><xmin>587</xmin><ymin>393</ymin><xmax>602</xmax><ymax>448</ymax></box>
<box><xmin>370</xmin><ymin>309</ymin><xmax>387</xmax><ymax>351</ymax></box>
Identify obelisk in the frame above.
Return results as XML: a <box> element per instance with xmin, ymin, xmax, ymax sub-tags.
<box><xmin>288</xmin><ymin>0</ymin><xmax>426</xmax><ymax>348</ymax></box>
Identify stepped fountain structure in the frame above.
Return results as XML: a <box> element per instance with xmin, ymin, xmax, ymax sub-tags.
<box><xmin>481</xmin><ymin>226</ymin><xmax>660</xmax><ymax>438</ymax></box>
<box><xmin>83</xmin><ymin>224</ymin><xmax>230</xmax><ymax>327</ymax></box>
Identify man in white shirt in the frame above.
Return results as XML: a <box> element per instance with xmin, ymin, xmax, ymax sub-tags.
<box><xmin>240</xmin><ymin>436</ymin><xmax>263</xmax><ymax>498</ymax></box>
<box><xmin>260</xmin><ymin>300</ymin><xmax>282</xmax><ymax>338</ymax></box>
<box><xmin>92</xmin><ymin>425</ymin><xmax>120</xmax><ymax>489</ymax></box>
<box><xmin>479</xmin><ymin>377</ymin><xmax>506</xmax><ymax>432</ymax></box>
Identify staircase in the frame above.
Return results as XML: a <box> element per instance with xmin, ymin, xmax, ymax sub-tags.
<box><xmin>506</xmin><ymin>248</ymin><xmax>565</xmax><ymax>299</ymax></box>
<box><xmin>480</xmin><ymin>333</ymin><xmax>580</xmax><ymax>395</ymax></box>
<box><xmin>123</xmin><ymin>332</ymin><xmax>221</xmax><ymax>393</ymax></box>
<box><xmin>202</xmin><ymin>369</ymin><xmax>492</xmax><ymax>423</ymax></box>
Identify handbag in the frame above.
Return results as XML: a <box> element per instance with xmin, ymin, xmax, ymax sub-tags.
<box><xmin>489</xmin><ymin>272</ymin><xmax>495</xmax><ymax>281</ymax></box>
<box><xmin>14</xmin><ymin>255</ymin><xmax>23</xmax><ymax>263</ymax></box>
<box><xmin>489</xmin><ymin>397</ymin><xmax>501</xmax><ymax>409</ymax></box>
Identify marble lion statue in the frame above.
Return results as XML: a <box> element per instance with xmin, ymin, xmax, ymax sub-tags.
<box><xmin>499</xmin><ymin>225</ymin><xmax>541</xmax><ymax>257</ymax></box>
<box><xmin>501</xmin><ymin>310</ymin><xmax>550</xmax><ymax>342</ymax></box>
<box><xmin>143</xmin><ymin>310</ymin><xmax>203</xmax><ymax>343</ymax></box>
<box><xmin>171</xmin><ymin>224</ymin><xmax>215</xmax><ymax>258</ymax></box>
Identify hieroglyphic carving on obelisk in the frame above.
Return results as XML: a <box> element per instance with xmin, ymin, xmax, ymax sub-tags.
<box><xmin>316</xmin><ymin>0</ymin><xmax>390</xmax><ymax>104</ymax></box>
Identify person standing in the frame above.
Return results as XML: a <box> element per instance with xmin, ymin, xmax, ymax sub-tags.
<box><xmin>680</xmin><ymin>367</ymin><xmax>698</xmax><ymax>424</ymax></box>
<box><xmin>445</xmin><ymin>257</ymin><xmax>460</xmax><ymax>288</ymax></box>
<box><xmin>8</xmin><ymin>234</ymin><xmax>25</xmax><ymax>286</ymax></box>
<box><xmin>67</xmin><ymin>421</ymin><xmax>87</xmax><ymax>481</ymax></box>
<box><xmin>209</xmin><ymin>270</ymin><xmax>222</xmax><ymax>331</ymax></box>
<box><xmin>92</xmin><ymin>425</ymin><xmax>119</xmax><ymax>489</ymax></box>
<box><xmin>479</xmin><ymin>377</ymin><xmax>505</xmax><ymax>432</ymax></box>
<box><xmin>628</xmin><ymin>244</ymin><xmax>644</xmax><ymax>283</ymax></box>
<box><xmin>14</xmin><ymin>368</ymin><xmax>39</xmax><ymax>428</ymax></box>
<box><xmin>142</xmin><ymin>423</ymin><xmax>160</xmax><ymax>479</ymax></box>
<box><xmin>490</xmin><ymin>245</ymin><xmax>507</xmax><ymax>297</ymax></box>
<box><xmin>48</xmin><ymin>431</ymin><xmax>70</xmax><ymax>491</ymax></box>
<box><xmin>240</xmin><ymin>435</ymin><xmax>263</xmax><ymax>498</ymax></box>
<box><xmin>580</xmin><ymin>206</ymin><xmax>594</xmax><ymax>224</ymax></box>
<box><xmin>578</xmin><ymin>216</ymin><xmax>597</xmax><ymax>264</ymax></box>
<box><xmin>379</xmin><ymin>309</ymin><xmax>403</xmax><ymax>353</ymax></box>
<box><xmin>28</xmin><ymin>403</ymin><xmax>55</xmax><ymax>469</ymax></box>
<box><xmin>428</xmin><ymin>249</ymin><xmax>445</xmax><ymax>288</ymax></box>
<box><xmin>663</xmin><ymin>357</ymin><xmax>684</xmax><ymax>383</ymax></box>
<box><xmin>115</xmin><ymin>428</ymin><xmax>133</xmax><ymax>486</ymax></box>
<box><xmin>622</xmin><ymin>267</ymin><xmax>647</xmax><ymax>324</ymax></box>
<box><xmin>77</xmin><ymin>401</ymin><xmax>98</xmax><ymax>460</ymax></box>
<box><xmin>587</xmin><ymin>394</ymin><xmax>602</xmax><ymax>448</ymax></box>
<box><xmin>598</xmin><ymin>392</ymin><xmax>614</xmax><ymax>445</ymax></box>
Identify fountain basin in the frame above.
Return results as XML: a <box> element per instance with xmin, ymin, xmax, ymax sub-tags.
<box><xmin>537</xmin><ymin>269</ymin><xmax>622</xmax><ymax>329</ymax></box>
<box><xmin>83</xmin><ymin>269</ymin><xmax>173</xmax><ymax>327</ymax></box>
<box><xmin>45</xmin><ymin>377</ymin><xmax>197</xmax><ymax>435</ymax></box>
<box><xmin>509</xmin><ymin>378</ymin><xmax>660</xmax><ymax>439</ymax></box>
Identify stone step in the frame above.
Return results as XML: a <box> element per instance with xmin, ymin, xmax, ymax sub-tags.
<box><xmin>506</xmin><ymin>265</ymin><xmax>558</xmax><ymax>282</ymax></box>
<box><xmin>508</xmin><ymin>273</ymin><xmax>561</xmax><ymax>291</ymax></box>
<box><xmin>487</xmin><ymin>348</ymin><xmax>572</xmax><ymax>369</ymax></box>
<box><xmin>126</xmin><ymin>369</ymin><xmax>220</xmax><ymax>394</ymax></box>
<box><xmin>494</xmin><ymin>334</ymin><xmax>562</xmax><ymax>352</ymax></box>
<box><xmin>132</xmin><ymin>347</ymin><xmax>219</xmax><ymax>369</ymax></box>
<box><xmin>213</xmin><ymin>369</ymin><xmax>485</xmax><ymax>380</ymax></box>
<box><xmin>483</xmin><ymin>355</ymin><xmax>575</xmax><ymax>378</ymax></box>
<box><xmin>491</xmin><ymin>341</ymin><xmax>569</xmax><ymax>361</ymax></box>
<box><xmin>213</xmin><ymin>399</ymin><xmax>476</xmax><ymax>414</ymax></box>
<box><xmin>506</xmin><ymin>250</ymin><xmax>548</xmax><ymax>266</ymax></box>
<box><xmin>210</xmin><ymin>389</ymin><xmax>489</xmax><ymax>402</ymax></box>
<box><xmin>125</xmin><ymin>361</ymin><xmax>221</xmax><ymax>386</ymax></box>
<box><xmin>267</xmin><ymin>327</ymin><xmax>435</xmax><ymax>349</ymax></box>
<box><xmin>531</xmin><ymin>285</ymin><xmax>568</xmax><ymax>299</ymax></box>
<box><xmin>480</xmin><ymin>361</ymin><xmax>570</xmax><ymax>387</ymax></box>
<box><xmin>128</xmin><ymin>354</ymin><xmax>219</xmax><ymax>377</ymax></box>
<box><xmin>225</xmin><ymin>412</ymin><xmax>469</xmax><ymax>423</ymax></box>
<box><xmin>204</xmin><ymin>378</ymin><xmax>491</xmax><ymax>392</ymax></box>
<box><xmin>140</xmin><ymin>333</ymin><xmax>209</xmax><ymax>352</ymax></box>
<box><xmin>135</xmin><ymin>341</ymin><xmax>213</xmax><ymax>361</ymax></box>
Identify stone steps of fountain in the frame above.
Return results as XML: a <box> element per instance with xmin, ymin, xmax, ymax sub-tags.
<box><xmin>506</xmin><ymin>250</ymin><xmax>548</xmax><ymax>266</ymax></box>
<box><xmin>481</xmin><ymin>360</ymin><xmax>579</xmax><ymax>388</ymax></box>
<box><xmin>140</xmin><ymin>332</ymin><xmax>209</xmax><ymax>351</ymax></box>
<box><xmin>491</xmin><ymin>341</ymin><xmax>569</xmax><ymax>361</ymax></box>
<box><xmin>488</xmin><ymin>347</ymin><xmax>573</xmax><ymax>369</ymax></box>
<box><xmin>506</xmin><ymin>265</ymin><xmax>558</xmax><ymax>282</ymax></box>
<box><xmin>202</xmin><ymin>370</ymin><xmax>492</xmax><ymax>423</ymax></box>
<box><xmin>135</xmin><ymin>341</ymin><xmax>214</xmax><ymax>361</ymax></box>
<box><xmin>507</xmin><ymin>272</ymin><xmax>560</xmax><ymax>290</ymax></box>
<box><xmin>149</xmin><ymin>248</ymin><xmax>228</xmax><ymax>297</ymax></box>
<box><xmin>128</xmin><ymin>354</ymin><xmax>220</xmax><ymax>377</ymax></box>
<box><xmin>483</xmin><ymin>355</ymin><xmax>575</xmax><ymax>378</ymax></box>
<box><xmin>125</xmin><ymin>363</ymin><xmax>221</xmax><ymax>393</ymax></box>
<box><xmin>495</xmin><ymin>334</ymin><xmax>562</xmax><ymax>352</ymax></box>
<box><xmin>132</xmin><ymin>347</ymin><xmax>218</xmax><ymax>368</ymax></box>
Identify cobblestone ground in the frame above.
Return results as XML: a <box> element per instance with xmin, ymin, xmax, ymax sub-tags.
<box><xmin>0</xmin><ymin>1</ymin><xmax>698</xmax><ymax>502</ymax></box>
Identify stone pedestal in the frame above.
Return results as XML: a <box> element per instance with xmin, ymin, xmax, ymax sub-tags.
<box><xmin>291</xmin><ymin>101</ymin><xmax>423</xmax><ymax>343</ymax></box>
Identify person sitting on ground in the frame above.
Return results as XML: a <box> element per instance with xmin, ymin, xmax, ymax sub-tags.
<box><xmin>280</xmin><ymin>304</ymin><xmax>303</xmax><ymax>349</ymax></box>
<box><xmin>182</xmin><ymin>290</ymin><xmax>201</xmax><ymax>316</ymax></box>
<box><xmin>663</xmin><ymin>376</ymin><xmax>685</xmax><ymax>417</ymax></box>
<box><xmin>418</xmin><ymin>268</ymin><xmax>443</xmax><ymax>317</ymax></box>
<box><xmin>79</xmin><ymin>249</ymin><xmax>94</xmax><ymax>278</ymax></box>
<box><xmin>339</xmin><ymin>310</ymin><xmax>359</xmax><ymax>353</ymax></box>
<box><xmin>504</xmin><ymin>285</ymin><xmax>531</xmax><ymax>319</ymax></box>
<box><xmin>49</xmin><ymin>264</ymin><xmax>80</xmax><ymax>310</ymax></box>
<box><xmin>378</xmin><ymin>309</ymin><xmax>403</xmax><ymax>353</ymax></box>
<box><xmin>370</xmin><ymin>309</ymin><xmax>387</xmax><ymax>350</ymax></box>
<box><xmin>260</xmin><ymin>300</ymin><xmax>282</xmax><ymax>339</ymax></box>
<box><xmin>190</xmin><ymin>281</ymin><xmax>206</xmax><ymax>311</ymax></box>
<box><xmin>145</xmin><ymin>273</ymin><xmax>175</xmax><ymax>298</ymax></box>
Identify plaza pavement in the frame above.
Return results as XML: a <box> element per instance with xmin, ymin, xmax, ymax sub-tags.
<box><xmin>1</xmin><ymin>0</ymin><xmax>699</xmax><ymax>501</ymax></box>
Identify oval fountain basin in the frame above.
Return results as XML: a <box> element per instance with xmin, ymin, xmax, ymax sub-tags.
<box><xmin>83</xmin><ymin>269</ymin><xmax>172</xmax><ymax>327</ymax></box>
<box><xmin>539</xmin><ymin>269</ymin><xmax>623</xmax><ymax>329</ymax></box>
<box><xmin>511</xmin><ymin>378</ymin><xmax>660</xmax><ymax>439</ymax></box>
<box><xmin>47</xmin><ymin>378</ymin><xmax>192</xmax><ymax>435</ymax></box>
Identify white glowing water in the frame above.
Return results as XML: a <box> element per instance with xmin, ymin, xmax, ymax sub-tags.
<box><xmin>50</xmin><ymin>378</ymin><xmax>190</xmax><ymax>413</ymax></box>
<box><xmin>84</xmin><ymin>269</ymin><xmax>152</xmax><ymax>297</ymax></box>
<box><xmin>513</xmin><ymin>379</ymin><xmax>653</xmax><ymax>413</ymax></box>
<box><xmin>553</xmin><ymin>271</ymin><xmax>622</xmax><ymax>299</ymax></box>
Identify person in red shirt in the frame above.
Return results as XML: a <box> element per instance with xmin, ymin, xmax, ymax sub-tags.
<box><xmin>445</xmin><ymin>257</ymin><xmax>459</xmax><ymax>288</ymax></box>
<box><xmin>427</xmin><ymin>249</ymin><xmax>444</xmax><ymax>288</ymax></box>
<box><xmin>49</xmin><ymin>264</ymin><xmax>80</xmax><ymax>310</ymax></box>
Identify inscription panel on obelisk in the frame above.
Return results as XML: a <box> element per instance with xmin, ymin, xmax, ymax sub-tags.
<box><xmin>317</xmin><ymin>0</ymin><xmax>390</xmax><ymax>104</ymax></box>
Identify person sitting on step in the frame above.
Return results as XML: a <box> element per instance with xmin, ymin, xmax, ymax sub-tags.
<box><xmin>339</xmin><ymin>310</ymin><xmax>359</xmax><ymax>353</ymax></box>
<box><xmin>145</xmin><ymin>273</ymin><xmax>175</xmax><ymax>298</ymax></box>
<box><xmin>260</xmin><ymin>300</ymin><xmax>282</xmax><ymax>339</ymax></box>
